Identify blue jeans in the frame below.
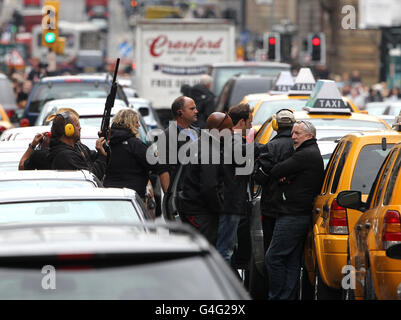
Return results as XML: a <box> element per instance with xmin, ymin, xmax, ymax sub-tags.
<box><xmin>216</xmin><ymin>214</ymin><xmax>242</xmax><ymax>264</ymax></box>
<box><xmin>265</xmin><ymin>214</ymin><xmax>311</xmax><ymax>300</ymax></box>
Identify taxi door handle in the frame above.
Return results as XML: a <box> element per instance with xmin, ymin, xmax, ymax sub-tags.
<box><xmin>356</xmin><ymin>224</ymin><xmax>362</xmax><ymax>231</ymax></box>
<box><xmin>365</xmin><ymin>222</ymin><xmax>371</xmax><ymax>229</ymax></box>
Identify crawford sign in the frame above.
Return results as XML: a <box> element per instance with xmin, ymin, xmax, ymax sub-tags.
<box><xmin>135</xmin><ymin>20</ymin><xmax>235</xmax><ymax>110</ymax></box>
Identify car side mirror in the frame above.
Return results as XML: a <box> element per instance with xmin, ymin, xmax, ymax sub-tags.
<box><xmin>337</xmin><ymin>190</ymin><xmax>364</xmax><ymax>211</ymax></box>
<box><xmin>138</xmin><ymin>107</ymin><xmax>149</xmax><ymax>117</ymax></box>
<box><xmin>386</xmin><ymin>243</ymin><xmax>401</xmax><ymax>259</ymax></box>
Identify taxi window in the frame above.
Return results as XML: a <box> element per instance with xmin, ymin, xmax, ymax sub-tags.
<box><xmin>322</xmin><ymin>141</ymin><xmax>344</xmax><ymax>194</ymax></box>
<box><xmin>331</xmin><ymin>142</ymin><xmax>352</xmax><ymax>193</ymax></box>
<box><xmin>253</xmin><ymin>99</ymin><xmax>306</xmax><ymax>125</ymax></box>
<box><xmin>351</xmin><ymin>144</ymin><xmax>394</xmax><ymax>194</ymax></box>
<box><xmin>383</xmin><ymin>150</ymin><xmax>401</xmax><ymax>205</ymax></box>
<box><xmin>371</xmin><ymin>149</ymin><xmax>398</xmax><ymax>208</ymax></box>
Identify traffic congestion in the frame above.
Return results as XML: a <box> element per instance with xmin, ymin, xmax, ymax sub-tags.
<box><xmin>1</xmin><ymin>0</ymin><xmax>401</xmax><ymax>306</ymax></box>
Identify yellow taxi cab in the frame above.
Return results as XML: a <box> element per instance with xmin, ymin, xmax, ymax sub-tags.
<box><xmin>246</xmin><ymin>68</ymin><xmax>362</xmax><ymax>132</ymax></box>
<box><xmin>0</xmin><ymin>104</ymin><xmax>14</xmax><ymax>135</ymax></box>
<box><xmin>337</xmin><ymin>117</ymin><xmax>401</xmax><ymax>299</ymax></box>
<box><xmin>304</xmin><ymin>130</ymin><xmax>401</xmax><ymax>300</ymax></box>
<box><xmin>242</xmin><ymin>70</ymin><xmax>295</xmax><ymax>109</ymax></box>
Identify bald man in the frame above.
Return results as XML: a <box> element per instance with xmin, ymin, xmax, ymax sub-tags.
<box><xmin>180</xmin><ymin>112</ymin><xmax>233</xmax><ymax>245</ymax></box>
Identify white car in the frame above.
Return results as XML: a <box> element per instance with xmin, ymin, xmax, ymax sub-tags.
<box><xmin>0</xmin><ymin>187</ymin><xmax>153</xmax><ymax>225</ymax></box>
<box><xmin>0</xmin><ymin>140</ymin><xmax>27</xmax><ymax>171</ymax></box>
<box><xmin>128</xmin><ymin>97</ymin><xmax>162</xmax><ymax>130</ymax></box>
<box><xmin>1</xmin><ymin>125</ymin><xmax>101</xmax><ymax>151</ymax></box>
<box><xmin>0</xmin><ymin>170</ymin><xmax>102</xmax><ymax>190</ymax></box>
<box><xmin>35</xmin><ymin>98</ymin><xmax>129</xmax><ymax>126</ymax></box>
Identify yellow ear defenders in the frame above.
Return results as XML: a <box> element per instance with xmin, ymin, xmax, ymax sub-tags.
<box><xmin>272</xmin><ymin>109</ymin><xmax>294</xmax><ymax>131</ymax></box>
<box><xmin>59</xmin><ymin>112</ymin><xmax>75</xmax><ymax>137</ymax></box>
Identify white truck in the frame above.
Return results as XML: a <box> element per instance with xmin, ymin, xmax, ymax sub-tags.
<box><xmin>135</xmin><ymin>19</ymin><xmax>236</xmax><ymax>123</ymax></box>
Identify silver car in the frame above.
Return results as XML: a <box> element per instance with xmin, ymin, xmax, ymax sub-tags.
<box><xmin>0</xmin><ymin>170</ymin><xmax>102</xmax><ymax>190</ymax></box>
<box><xmin>0</xmin><ymin>222</ymin><xmax>251</xmax><ymax>300</ymax></box>
<box><xmin>0</xmin><ymin>187</ymin><xmax>153</xmax><ymax>225</ymax></box>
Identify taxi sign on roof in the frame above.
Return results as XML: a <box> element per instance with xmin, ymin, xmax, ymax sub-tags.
<box><xmin>269</xmin><ymin>71</ymin><xmax>294</xmax><ymax>95</ymax></box>
<box><xmin>288</xmin><ymin>68</ymin><xmax>316</xmax><ymax>96</ymax></box>
<box><xmin>304</xmin><ymin>79</ymin><xmax>348</xmax><ymax>111</ymax></box>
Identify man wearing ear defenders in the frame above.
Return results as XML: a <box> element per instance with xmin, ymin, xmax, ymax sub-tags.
<box><xmin>254</xmin><ymin>108</ymin><xmax>296</xmax><ymax>296</ymax></box>
<box><xmin>48</xmin><ymin>111</ymin><xmax>108</xmax><ymax>180</ymax></box>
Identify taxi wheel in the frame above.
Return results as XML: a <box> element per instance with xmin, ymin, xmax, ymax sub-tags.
<box><xmin>314</xmin><ymin>264</ymin><xmax>341</xmax><ymax>300</ymax></box>
<box><xmin>364</xmin><ymin>266</ymin><xmax>377</xmax><ymax>300</ymax></box>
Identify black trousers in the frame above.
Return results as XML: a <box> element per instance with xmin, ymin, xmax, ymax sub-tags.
<box><xmin>182</xmin><ymin>214</ymin><xmax>219</xmax><ymax>246</ymax></box>
<box><xmin>262</xmin><ymin>215</ymin><xmax>276</xmax><ymax>253</ymax></box>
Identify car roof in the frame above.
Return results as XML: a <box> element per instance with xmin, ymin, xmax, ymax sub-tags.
<box><xmin>0</xmin><ymin>222</ymin><xmax>210</xmax><ymax>257</ymax></box>
<box><xmin>339</xmin><ymin>130</ymin><xmax>401</xmax><ymax>140</ymax></box>
<box><xmin>1</xmin><ymin>125</ymin><xmax>100</xmax><ymax>141</ymax></box>
<box><xmin>0</xmin><ymin>169</ymin><xmax>97</xmax><ymax>182</ymax></box>
<box><xmin>210</xmin><ymin>61</ymin><xmax>290</xmax><ymax>68</ymax></box>
<box><xmin>0</xmin><ymin>187</ymin><xmax>138</xmax><ymax>203</ymax></box>
<box><xmin>128</xmin><ymin>97</ymin><xmax>151</xmax><ymax>105</ymax></box>
<box><xmin>38</xmin><ymin>74</ymin><xmax>112</xmax><ymax>83</ymax></box>
<box><xmin>42</xmin><ymin>98</ymin><xmax>126</xmax><ymax>110</ymax></box>
<box><xmin>293</xmin><ymin>110</ymin><xmax>388</xmax><ymax>122</ymax></box>
<box><xmin>41</xmin><ymin>100</ymin><xmax>128</xmax><ymax>117</ymax></box>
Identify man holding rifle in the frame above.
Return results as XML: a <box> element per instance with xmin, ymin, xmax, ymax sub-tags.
<box><xmin>48</xmin><ymin>59</ymin><xmax>120</xmax><ymax>180</ymax></box>
<box><xmin>48</xmin><ymin>110</ymin><xmax>108</xmax><ymax>180</ymax></box>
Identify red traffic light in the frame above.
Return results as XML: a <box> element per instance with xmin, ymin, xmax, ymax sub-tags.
<box><xmin>268</xmin><ymin>37</ymin><xmax>276</xmax><ymax>45</ymax></box>
<box><xmin>312</xmin><ymin>37</ymin><xmax>321</xmax><ymax>46</ymax></box>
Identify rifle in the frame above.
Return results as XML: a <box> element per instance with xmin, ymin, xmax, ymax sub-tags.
<box><xmin>100</xmin><ymin>57</ymin><xmax>120</xmax><ymax>140</ymax></box>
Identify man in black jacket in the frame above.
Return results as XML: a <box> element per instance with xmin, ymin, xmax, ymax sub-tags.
<box><xmin>265</xmin><ymin>120</ymin><xmax>324</xmax><ymax>300</ymax></box>
<box><xmin>180</xmin><ymin>112</ymin><xmax>233</xmax><ymax>245</ymax></box>
<box><xmin>256</xmin><ymin>109</ymin><xmax>295</xmax><ymax>253</ymax></box>
<box><xmin>254</xmin><ymin>109</ymin><xmax>295</xmax><ymax>298</ymax></box>
<box><xmin>158</xmin><ymin>96</ymin><xmax>200</xmax><ymax>193</ymax></box>
<box><xmin>216</xmin><ymin>102</ymin><xmax>253</xmax><ymax>264</ymax></box>
<box><xmin>48</xmin><ymin>111</ymin><xmax>108</xmax><ymax>181</ymax></box>
<box><xmin>189</xmin><ymin>74</ymin><xmax>215</xmax><ymax>129</ymax></box>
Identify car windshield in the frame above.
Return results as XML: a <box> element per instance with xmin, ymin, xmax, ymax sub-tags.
<box><xmin>247</xmin><ymin>99</ymin><xmax>261</xmax><ymax>109</ymax></box>
<box><xmin>253</xmin><ymin>99</ymin><xmax>307</xmax><ymax>125</ymax></box>
<box><xmin>79</xmin><ymin>117</ymin><xmax>148</xmax><ymax>144</ymax></box>
<box><xmin>0</xmin><ymin>256</ymin><xmax>229</xmax><ymax>299</ymax></box>
<box><xmin>0</xmin><ymin>181</ymin><xmax>95</xmax><ymax>191</ymax></box>
<box><xmin>385</xmin><ymin>104</ymin><xmax>401</xmax><ymax>115</ymax></box>
<box><xmin>229</xmin><ymin>79</ymin><xmax>273</xmax><ymax>106</ymax></box>
<box><xmin>29</xmin><ymin>83</ymin><xmax>110</xmax><ymax>113</ymax></box>
<box><xmin>302</xmin><ymin>118</ymin><xmax>388</xmax><ymax>130</ymax></box>
<box><xmin>366</xmin><ymin>102</ymin><xmax>401</xmax><ymax>116</ymax></box>
<box><xmin>270</xmin><ymin>127</ymin><xmax>367</xmax><ymax>142</ymax></box>
<box><xmin>351</xmin><ymin>144</ymin><xmax>394</xmax><ymax>194</ymax></box>
<box><xmin>214</xmin><ymin>66</ymin><xmax>288</xmax><ymax>97</ymax></box>
<box><xmin>0</xmin><ymin>200</ymin><xmax>141</xmax><ymax>224</ymax></box>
